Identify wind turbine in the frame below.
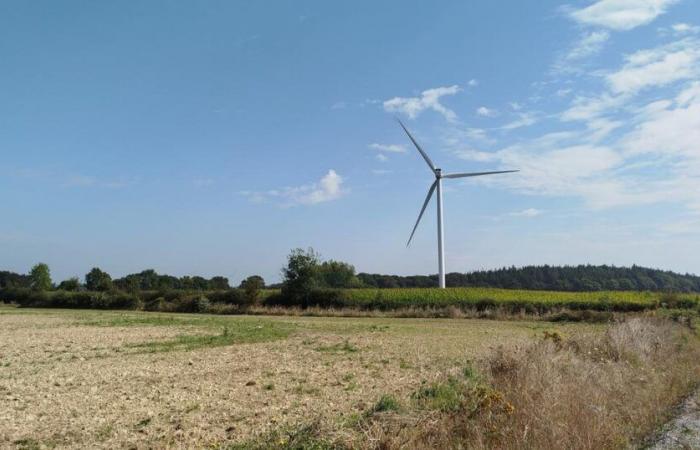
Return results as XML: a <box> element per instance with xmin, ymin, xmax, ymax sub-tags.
<box><xmin>398</xmin><ymin>119</ymin><xmax>518</xmax><ymax>289</ymax></box>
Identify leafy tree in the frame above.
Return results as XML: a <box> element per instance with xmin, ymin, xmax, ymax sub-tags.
<box><xmin>0</xmin><ymin>271</ymin><xmax>31</xmax><ymax>288</ymax></box>
<box><xmin>210</xmin><ymin>276</ymin><xmax>230</xmax><ymax>290</ymax></box>
<box><xmin>85</xmin><ymin>267</ymin><xmax>113</xmax><ymax>291</ymax></box>
<box><xmin>57</xmin><ymin>277</ymin><xmax>81</xmax><ymax>291</ymax></box>
<box><xmin>30</xmin><ymin>263</ymin><xmax>52</xmax><ymax>291</ymax></box>
<box><xmin>281</xmin><ymin>248</ymin><xmax>320</xmax><ymax>305</ymax></box>
<box><xmin>318</xmin><ymin>260</ymin><xmax>360</xmax><ymax>288</ymax></box>
<box><xmin>240</xmin><ymin>275</ymin><xmax>265</xmax><ymax>304</ymax></box>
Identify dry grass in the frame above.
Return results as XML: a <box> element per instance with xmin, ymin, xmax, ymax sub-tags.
<box><xmin>3</xmin><ymin>306</ymin><xmax>696</xmax><ymax>449</ymax></box>
<box><xmin>0</xmin><ymin>306</ymin><xmax>582</xmax><ymax>449</ymax></box>
<box><xmin>352</xmin><ymin>317</ymin><xmax>700</xmax><ymax>449</ymax></box>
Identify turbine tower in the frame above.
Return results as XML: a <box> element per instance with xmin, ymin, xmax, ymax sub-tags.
<box><xmin>398</xmin><ymin>119</ymin><xmax>518</xmax><ymax>289</ymax></box>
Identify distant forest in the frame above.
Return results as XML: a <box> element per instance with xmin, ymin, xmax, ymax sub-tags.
<box><xmin>358</xmin><ymin>265</ymin><xmax>700</xmax><ymax>292</ymax></box>
<box><xmin>2</xmin><ymin>264</ymin><xmax>699</xmax><ymax>293</ymax></box>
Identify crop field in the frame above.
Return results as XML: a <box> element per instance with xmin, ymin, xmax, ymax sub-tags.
<box><xmin>0</xmin><ymin>305</ymin><xmax>597</xmax><ymax>449</ymax></box>
<box><xmin>310</xmin><ymin>288</ymin><xmax>700</xmax><ymax>312</ymax></box>
<box><xmin>4</xmin><ymin>287</ymin><xmax>699</xmax><ymax>316</ymax></box>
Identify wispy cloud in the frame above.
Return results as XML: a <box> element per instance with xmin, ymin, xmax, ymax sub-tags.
<box><xmin>660</xmin><ymin>22</ymin><xmax>700</xmax><ymax>36</ymax></box>
<box><xmin>570</xmin><ymin>0</ymin><xmax>678</xmax><ymax>31</ymax></box>
<box><xmin>243</xmin><ymin>170</ymin><xmax>347</xmax><ymax>207</ymax></box>
<box><xmin>383</xmin><ymin>85</ymin><xmax>461</xmax><ymax>122</ymax></box>
<box><xmin>376</xmin><ymin>153</ymin><xmax>389</xmax><ymax>162</ymax></box>
<box><xmin>331</xmin><ymin>101</ymin><xmax>347</xmax><ymax>110</ymax></box>
<box><xmin>509</xmin><ymin>208</ymin><xmax>543</xmax><ymax>217</ymax></box>
<box><xmin>555</xmin><ymin>31</ymin><xmax>610</xmax><ymax>73</ymax></box>
<box><xmin>63</xmin><ymin>174</ymin><xmax>131</xmax><ymax>189</ymax></box>
<box><xmin>369</xmin><ymin>143</ymin><xmax>407</xmax><ymax>153</ymax></box>
<box><xmin>501</xmin><ymin>112</ymin><xmax>539</xmax><ymax>130</ymax></box>
<box><xmin>606</xmin><ymin>38</ymin><xmax>700</xmax><ymax>93</ymax></box>
<box><xmin>476</xmin><ymin>106</ymin><xmax>498</xmax><ymax>117</ymax></box>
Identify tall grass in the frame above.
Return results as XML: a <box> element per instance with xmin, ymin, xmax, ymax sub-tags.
<box><xmin>354</xmin><ymin>317</ymin><xmax>700</xmax><ymax>449</ymax></box>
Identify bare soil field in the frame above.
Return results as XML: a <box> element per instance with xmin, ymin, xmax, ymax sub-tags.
<box><xmin>0</xmin><ymin>306</ymin><xmax>594</xmax><ymax>449</ymax></box>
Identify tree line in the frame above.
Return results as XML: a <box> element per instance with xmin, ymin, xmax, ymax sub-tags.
<box><xmin>1</xmin><ymin>257</ymin><xmax>699</xmax><ymax>294</ymax></box>
<box><xmin>358</xmin><ymin>264</ymin><xmax>700</xmax><ymax>292</ymax></box>
<box><xmin>0</xmin><ymin>264</ymin><xmax>264</xmax><ymax>292</ymax></box>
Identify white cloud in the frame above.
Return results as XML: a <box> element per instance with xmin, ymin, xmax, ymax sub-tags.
<box><xmin>331</xmin><ymin>101</ymin><xmax>347</xmax><ymax>110</ymax></box>
<box><xmin>369</xmin><ymin>143</ymin><xmax>407</xmax><ymax>153</ymax></box>
<box><xmin>661</xmin><ymin>23</ymin><xmax>700</xmax><ymax>36</ymax></box>
<box><xmin>570</xmin><ymin>0</ymin><xmax>678</xmax><ymax>31</ymax></box>
<box><xmin>622</xmin><ymin>82</ymin><xmax>700</xmax><ymax>163</ymax></box>
<box><xmin>453</xmin><ymin>149</ymin><xmax>498</xmax><ymax>163</ymax></box>
<box><xmin>383</xmin><ymin>85</ymin><xmax>461</xmax><ymax>122</ymax></box>
<box><xmin>243</xmin><ymin>170</ymin><xmax>346</xmax><ymax>206</ymax></box>
<box><xmin>672</xmin><ymin>23</ymin><xmax>700</xmax><ymax>34</ymax></box>
<box><xmin>566</xmin><ymin>31</ymin><xmax>610</xmax><ymax>62</ymax></box>
<box><xmin>509</xmin><ymin>208</ymin><xmax>543</xmax><ymax>217</ymax></box>
<box><xmin>476</xmin><ymin>106</ymin><xmax>498</xmax><ymax>117</ymax></box>
<box><xmin>561</xmin><ymin>93</ymin><xmax>628</xmax><ymax>121</ymax></box>
<box><xmin>462</xmin><ymin>76</ymin><xmax>700</xmax><ymax>213</ymax></box>
<box><xmin>468</xmin><ymin>79</ymin><xmax>479</xmax><ymax>87</ymax></box>
<box><xmin>375</xmin><ymin>153</ymin><xmax>389</xmax><ymax>162</ymax></box>
<box><xmin>607</xmin><ymin>39</ymin><xmax>700</xmax><ymax>94</ymax></box>
<box><xmin>501</xmin><ymin>112</ymin><xmax>539</xmax><ymax>130</ymax></box>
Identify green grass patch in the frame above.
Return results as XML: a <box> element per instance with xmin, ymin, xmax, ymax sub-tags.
<box><xmin>412</xmin><ymin>377</ymin><xmax>465</xmax><ymax>412</ymax></box>
<box><xmin>126</xmin><ymin>322</ymin><xmax>293</xmax><ymax>353</ymax></box>
<box><xmin>371</xmin><ymin>394</ymin><xmax>401</xmax><ymax>413</ymax></box>
<box><xmin>315</xmin><ymin>340</ymin><xmax>359</xmax><ymax>353</ymax></box>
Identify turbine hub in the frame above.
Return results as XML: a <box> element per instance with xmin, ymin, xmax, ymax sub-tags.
<box><xmin>435</xmin><ymin>168</ymin><xmax>442</xmax><ymax>178</ymax></box>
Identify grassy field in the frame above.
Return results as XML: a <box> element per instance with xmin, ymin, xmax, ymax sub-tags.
<box><xmin>1</xmin><ymin>305</ymin><xmax>698</xmax><ymax>449</ymax></box>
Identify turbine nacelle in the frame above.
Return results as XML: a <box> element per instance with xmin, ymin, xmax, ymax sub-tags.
<box><xmin>397</xmin><ymin>119</ymin><xmax>519</xmax><ymax>288</ymax></box>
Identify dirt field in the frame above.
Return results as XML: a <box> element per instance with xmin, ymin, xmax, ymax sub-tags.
<box><xmin>0</xmin><ymin>306</ymin><xmax>599</xmax><ymax>449</ymax></box>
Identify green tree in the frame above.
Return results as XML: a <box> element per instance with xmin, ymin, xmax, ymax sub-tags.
<box><xmin>281</xmin><ymin>248</ymin><xmax>320</xmax><ymax>305</ymax></box>
<box><xmin>30</xmin><ymin>263</ymin><xmax>52</xmax><ymax>291</ymax></box>
<box><xmin>240</xmin><ymin>275</ymin><xmax>265</xmax><ymax>304</ymax></box>
<box><xmin>209</xmin><ymin>276</ymin><xmax>230</xmax><ymax>290</ymax></box>
<box><xmin>57</xmin><ymin>277</ymin><xmax>81</xmax><ymax>291</ymax></box>
<box><xmin>85</xmin><ymin>267</ymin><xmax>113</xmax><ymax>291</ymax></box>
<box><xmin>318</xmin><ymin>260</ymin><xmax>360</xmax><ymax>288</ymax></box>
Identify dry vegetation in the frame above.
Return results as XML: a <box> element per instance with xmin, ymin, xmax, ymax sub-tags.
<box><xmin>338</xmin><ymin>316</ymin><xmax>700</xmax><ymax>450</ymax></box>
<box><xmin>0</xmin><ymin>306</ymin><xmax>698</xmax><ymax>449</ymax></box>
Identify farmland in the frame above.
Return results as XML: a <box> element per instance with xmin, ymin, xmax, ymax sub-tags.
<box><xmin>2</xmin><ymin>286</ymin><xmax>699</xmax><ymax>318</ymax></box>
<box><xmin>1</xmin><ymin>306</ymin><xmax>699</xmax><ymax>449</ymax></box>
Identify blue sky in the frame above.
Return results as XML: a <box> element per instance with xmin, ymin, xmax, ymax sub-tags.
<box><xmin>2</xmin><ymin>0</ymin><xmax>700</xmax><ymax>283</ymax></box>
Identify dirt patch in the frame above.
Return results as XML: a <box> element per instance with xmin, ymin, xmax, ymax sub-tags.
<box><xmin>0</xmin><ymin>308</ymin><xmax>593</xmax><ymax>448</ymax></box>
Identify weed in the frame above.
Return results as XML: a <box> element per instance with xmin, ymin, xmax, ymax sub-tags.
<box><xmin>411</xmin><ymin>377</ymin><xmax>464</xmax><ymax>412</ymax></box>
<box><xmin>371</xmin><ymin>394</ymin><xmax>401</xmax><ymax>413</ymax></box>
<box><xmin>315</xmin><ymin>340</ymin><xmax>358</xmax><ymax>353</ymax></box>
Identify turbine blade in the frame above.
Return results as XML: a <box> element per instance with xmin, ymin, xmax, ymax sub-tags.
<box><xmin>442</xmin><ymin>170</ymin><xmax>519</xmax><ymax>179</ymax></box>
<box><xmin>407</xmin><ymin>180</ymin><xmax>438</xmax><ymax>247</ymax></box>
<box><xmin>396</xmin><ymin>119</ymin><xmax>437</xmax><ymax>173</ymax></box>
